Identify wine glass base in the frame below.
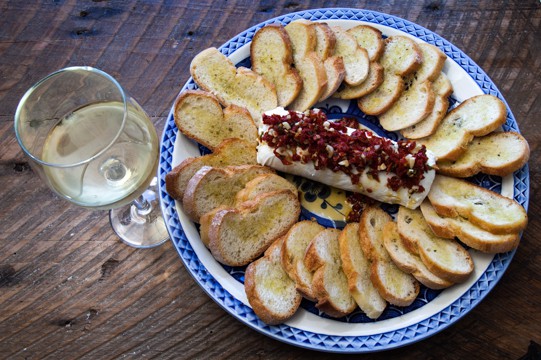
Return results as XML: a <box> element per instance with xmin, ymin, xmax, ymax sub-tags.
<box><xmin>109</xmin><ymin>186</ymin><xmax>169</xmax><ymax>248</ymax></box>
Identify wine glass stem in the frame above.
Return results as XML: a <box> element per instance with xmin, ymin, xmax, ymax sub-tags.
<box><xmin>133</xmin><ymin>195</ymin><xmax>152</xmax><ymax>216</ymax></box>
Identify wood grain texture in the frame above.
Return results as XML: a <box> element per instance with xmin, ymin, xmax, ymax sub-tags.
<box><xmin>1</xmin><ymin>0</ymin><xmax>540</xmax><ymax>359</ymax></box>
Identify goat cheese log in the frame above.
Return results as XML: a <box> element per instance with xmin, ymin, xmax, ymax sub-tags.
<box><xmin>257</xmin><ymin>107</ymin><xmax>436</xmax><ymax>209</ymax></box>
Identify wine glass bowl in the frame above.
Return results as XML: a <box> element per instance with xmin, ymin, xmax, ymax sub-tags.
<box><xmin>15</xmin><ymin>66</ymin><xmax>168</xmax><ymax>248</ymax></box>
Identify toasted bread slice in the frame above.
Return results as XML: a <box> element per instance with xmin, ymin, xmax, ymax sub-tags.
<box><xmin>285</xmin><ymin>20</ymin><xmax>327</xmax><ymax>111</ymax></box>
<box><xmin>427</xmin><ymin>175</ymin><xmax>528</xmax><ymax>234</ymax></box>
<box><xmin>313</xmin><ymin>22</ymin><xmax>336</xmax><ymax>60</ymax></box>
<box><xmin>357</xmin><ymin>35</ymin><xmax>421</xmax><ymax>115</ymax></box>
<box><xmin>359</xmin><ymin>206</ymin><xmax>420</xmax><ymax>307</ymax></box>
<box><xmin>285</xmin><ymin>20</ymin><xmax>317</xmax><ymax>61</ymax></box>
<box><xmin>190</xmin><ymin>47</ymin><xmax>278</xmax><ymax>125</ymax></box>
<box><xmin>182</xmin><ymin>165</ymin><xmax>274</xmax><ymax>222</ymax></box>
<box><xmin>378</xmin><ymin>80</ymin><xmax>436</xmax><ymax>131</ymax></box>
<box><xmin>332</xmin><ymin>26</ymin><xmax>370</xmax><ymax>86</ymax></box>
<box><xmin>208</xmin><ymin>190</ymin><xmax>300</xmax><ymax>266</ymax></box>
<box><xmin>420</xmin><ymin>201</ymin><xmax>520</xmax><ymax>253</ymax></box>
<box><xmin>436</xmin><ymin>131</ymin><xmax>530</xmax><ymax>178</ymax></box>
<box><xmin>165</xmin><ymin>138</ymin><xmax>257</xmax><ymax>201</ymax></box>
<box><xmin>401</xmin><ymin>72</ymin><xmax>453</xmax><ymax>139</ymax></box>
<box><xmin>173</xmin><ymin>90</ymin><xmax>258</xmax><ymax>150</ymax></box>
<box><xmin>338</xmin><ymin>223</ymin><xmax>387</xmax><ymax>319</ymax></box>
<box><xmin>332</xmin><ymin>24</ymin><xmax>384</xmax><ymax>100</ymax></box>
<box><xmin>333</xmin><ymin>61</ymin><xmax>384</xmax><ymax>100</ymax></box>
<box><xmin>412</xmin><ymin>43</ymin><xmax>447</xmax><ymax>83</ymax></box>
<box><xmin>244</xmin><ymin>236</ymin><xmax>302</xmax><ymax>325</ymax></box>
<box><xmin>378</xmin><ymin>43</ymin><xmax>446</xmax><ymax>131</ymax></box>
<box><xmin>357</xmin><ymin>72</ymin><xmax>404</xmax><ymax>115</ymax></box>
<box><xmin>235</xmin><ymin>173</ymin><xmax>298</xmax><ymax>204</ymax></box>
<box><xmin>312</xmin><ymin>22</ymin><xmax>345</xmax><ymax>101</ymax></box>
<box><xmin>199</xmin><ymin>205</ymin><xmax>227</xmax><ymax>248</ymax></box>
<box><xmin>383</xmin><ymin>221</ymin><xmax>454</xmax><ymax>289</ymax></box>
<box><xmin>418</xmin><ymin>95</ymin><xmax>507</xmax><ymax>161</ymax></box>
<box><xmin>397</xmin><ymin>206</ymin><xmax>474</xmax><ymax>283</ymax></box>
<box><xmin>281</xmin><ymin>220</ymin><xmax>325</xmax><ymax>301</ymax></box>
<box><xmin>319</xmin><ymin>55</ymin><xmax>346</xmax><ymax>101</ymax></box>
<box><xmin>304</xmin><ymin>228</ymin><xmax>357</xmax><ymax>317</ymax></box>
<box><xmin>380</xmin><ymin>36</ymin><xmax>423</xmax><ymax>76</ymax></box>
<box><xmin>346</xmin><ymin>24</ymin><xmax>385</xmax><ymax>61</ymax></box>
<box><xmin>251</xmin><ymin>24</ymin><xmax>302</xmax><ymax>107</ymax></box>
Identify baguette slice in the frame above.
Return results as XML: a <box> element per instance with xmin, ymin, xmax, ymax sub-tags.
<box><xmin>397</xmin><ymin>206</ymin><xmax>474</xmax><ymax>283</ymax></box>
<box><xmin>401</xmin><ymin>72</ymin><xmax>453</xmax><ymax>139</ymax></box>
<box><xmin>314</xmin><ymin>22</ymin><xmax>336</xmax><ymax>60</ymax></box>
<box><xmin>418</xmin><ymin>95</ymin><xmax>507</xmax><ymax>161</ymax></box>
<box><xmin>313</xmin><ymin>22</ymin><xmax>345</xmax><ymax>102</ymax></box>
<box><xmin>251</xmin><ymin>24</ymin><xmax>302</xmax><ymax>107</ymax></box>
<box><xmin>380</xmin><ymin>35</ymin><xmax>423</xmax><ymax>76</ymax></box>
<box><xmin>208</xmin><ymin>190</ymin><xmax>300</xmax><ymax>266</ymax></box>
<box><xmin>359</xmin><ymin>206</ymin><xmax>420</xmax><ymax>307</ymax></box>
<box><xmin>333</xmin><ymin>25</ymin><xmax>384</xmax><ymax>100</ymax></box>
<box><xmin>338</xmin><ymin>223</ymin><xmax>387</xmax><ymax>319</ymax></box>
<box><xmin>378</xmin><ymin>80</ymin><xmax>435</xmax><ymax>131</ymax></box>
<box><xmin>420</xmin><ymin>201</ymin><xmax>520</xmax><ymax>253</ymax></box>
<box><xmin>304</xmin><ymin>228</ymin><xmax>357</xmax><ymax>318</ymax></box>
<box><xmin>332</xmin><ymin>26</ymin><xmax>369</xmax><ymax>86</ymax></box>
<box><xmin>436</xmin><ymin>131</ymin><xmax>530</xmax><ymax>178</ymax></box>
<box><xmin>245</xmin><ymin>236</ymin><xmax>302</xmax><ymax>325</ymax></box>
<box><xmin>412</xmin><ymin>43</ymin><xmax>447</xmax><ymax>83</ymax></box>
<box><xmin>357</xmin><ymin>72</ymin><xmax>404</xmax><ymax>115</ymax></box>
<box><xmin>190</xmin><ymin>47</ymin><xmax>278</xmax><ymax>125</ymax></box>
<box><xmin>378</xmin><ymin>43</ymin><xmax>446</xmax><ymax>131</ymax></box>
<box><xmin>235</xmin><ymin>173</ymin><xmax>298</xmax><ymax>204</ymax></box>
<box><xmin>346</xmin><ymin>24</ymin><xmax>384</xmax><ymax>62</ymax></box>
<box><xmin>182</xmin><ymin>165</ymin><xmax>275</xmax><ymax>222</ymax></box>
<box><xmin>383</xmin><ymin>221</ymin><xmax>454</xmax><ymax>289</ymax></box>
<box><xmin>319</xmin><ymin>55</ymin><xmax>346</xmax><ymax>102</ymax></box>
<box><xmin>285</xmin><ymin>20</ymin><xmax>327</xmax><ymax>111</ymax></box>
<box><xmin>199</xmin><ymin>205</ymin><xmax>227</xmax><ymax>248</ymax></box>
<box><xmin>333</xmin><ymin>61</ymin><xmax>383</xmax><ymax>100</ymax></box>
<box><xmin>357</xmin><ymin>36</ymin><xmax>422</xmax><ymax>115</ymax></box>
<box><xmin>427</xmin><ymin>175</ymin><xmax>528</xmax><ymax>234</ymax></box>
<box><xmin>165</xmin><ymin>138</ymin><xmax>257</xmax><ymax>201</ymax></box>
<box><xmin>173</xmin><ymin>90</ymin><xmax>257</xmax><ymax>150</ymax></box>
<box><xmin>281</xmin><ymin>220</ymin><xmax>325</xmax><ymax>301</ymax></box>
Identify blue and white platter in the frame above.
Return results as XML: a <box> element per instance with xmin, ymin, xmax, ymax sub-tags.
<box><xmin>158</xmin><ymin>8</ymin><xmax>529</xmax><ymax>353</ymax></box>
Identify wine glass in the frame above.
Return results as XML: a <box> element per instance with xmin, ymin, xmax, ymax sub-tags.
<box><xmin>14</xmin><ymin>66</ymin><xmax>169</xmax><ymax>248</ymax></box>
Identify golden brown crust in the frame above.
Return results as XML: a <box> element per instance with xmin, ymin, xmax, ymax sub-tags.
<box><xmin>164</xmin><ymin>138</ymin><xmax>257</xmax><ymax>202</ymax></box>
<box><xmin>436</xmin><ymin>131</ymin><xmax>530</xmax><ymax>178</ymax></box>
<box><xmin>250</xmin><ymin>24</ymin><xmax>302</xmax><ymax>107</ymax></box>
<box><xmin>244</xmin><ymin>237</ymin><xmax>302</xmax><ymax>325</ymax></box>
<box><xmin>208</xmin><ymin>190</ymin><xmax>300</xmax><ymax>266</ymax></box>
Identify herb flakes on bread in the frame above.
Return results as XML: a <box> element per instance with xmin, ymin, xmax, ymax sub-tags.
<box><xmin>190</xmin><ymin>47</ymin><xmax>278</xmax><ymax>125</ymax></box>
<box><xmin>418</xmin><ymin>94</ymin><xmax>507</xmax><ymax>161</ymax></box>
<box><xmin>427</xmin><ymin>175</ymin><xmax>528</xmax><ymax>234</ymax></box>
<box><xmin>436</xmin><ymin>131</ymin><xmax>530</xmax><ymax>178</ymax></box>
<box><xmin>207</xmin><ymin>190</ymin><xmax>300</xmax><ymax>267</ymax></box>
<box><xmin>245</xmin><ymin>236</ymin><xmax>302</xmax><ymax>325</ymax></box>
<box><xmin>173</xmin><ymin>90</ymin><xmax>258</xmax><ymax>150</ymax></box>
<box><xmin>250</xmin><ymin>24</ymin><xmax>302</xmax><ymax>107</ymax></box>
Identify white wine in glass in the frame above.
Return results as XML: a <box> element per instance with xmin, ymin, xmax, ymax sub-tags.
<box><xmin>15</xmin><ymin>66</ymin><xmax>168</xmax><ymax>248</ymax></box>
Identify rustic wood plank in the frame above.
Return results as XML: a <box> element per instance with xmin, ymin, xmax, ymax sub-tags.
<box><xmin>1</xmin><ymin>1</ymin><xmax>540</xmax><ymax>359</ymax></box>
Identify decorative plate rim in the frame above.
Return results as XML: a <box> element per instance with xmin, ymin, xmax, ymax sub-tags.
<box><xmin>158</xmin><ymin>8</ymin><xmax>530</xmax><ymax>353</ymax></box>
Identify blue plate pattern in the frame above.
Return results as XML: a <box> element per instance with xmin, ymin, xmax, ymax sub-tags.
<box><xmin>158</xmin><ymin>8</ymin><xmax>529</xmax><ymax>353</ymax></box>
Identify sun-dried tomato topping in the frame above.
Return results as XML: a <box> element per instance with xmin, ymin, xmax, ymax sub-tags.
<box><xmin>261</xmin><ymin>109</ymin><xmax>431</xmax><ymax>194</ymax></box>
<box><xmin>345</xmin><ymin>192</ymin><xmax>376</xmax><ymax>222</ymax></box>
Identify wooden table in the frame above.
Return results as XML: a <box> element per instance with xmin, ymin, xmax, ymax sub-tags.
<box><xmin>1</xmin><ymin>1</ymin><xmax>540</xmax><ymax>359</ymax></box>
